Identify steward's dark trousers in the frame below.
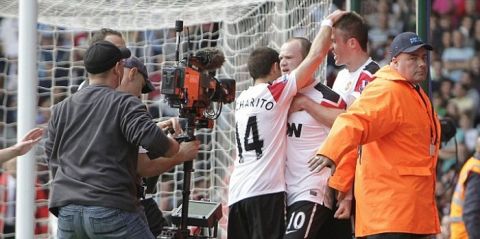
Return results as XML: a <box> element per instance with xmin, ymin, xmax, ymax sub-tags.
<box><xmin>363</xmin><ymin>233</ymin><xmax>434</xmax><ymax>239</ymax></box>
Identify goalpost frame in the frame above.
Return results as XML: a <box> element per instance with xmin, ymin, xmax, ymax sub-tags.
<box><xmin>416</xmin><ymin>0</ymin><xmax>431</xmax><ymax>95</ymax></box>
<box><xmin>17</xmin><ymin>0</ymin><xmax>38</xmax><ymax>238</ymax></box>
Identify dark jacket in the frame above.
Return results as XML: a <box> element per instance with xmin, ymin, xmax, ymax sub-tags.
<box><xmin>45</xmin><ymin>85</ymin><xmax>171</xmax><ymax>216</ymax></box>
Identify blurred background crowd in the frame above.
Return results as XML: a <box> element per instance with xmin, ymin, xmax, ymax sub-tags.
<box><xmin>334</xmin><ymin>1</ymin><xmax>480</xmax><ymax>236</ymax></box>
<box><xmin>0</xmin><ymin>0</ymin><xmax>479</xmax><ymax>238</ymax></box>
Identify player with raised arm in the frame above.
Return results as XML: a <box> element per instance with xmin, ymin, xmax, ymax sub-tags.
<box><xmin>228</xmin><ymin>10</ymin><xmax>346</xmax><ymax>239</ymax></box>
<box><xmin>285</xmin><ymin>12</ymin><xmax>379</xmax><ymax>239</ymax></box>
<box><xmin>282</xmin><ymin>36</ymin><xmax>346</xmax><ymax>238</ymax></box>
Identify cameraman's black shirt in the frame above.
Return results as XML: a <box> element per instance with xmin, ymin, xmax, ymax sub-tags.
<box><xmin>45</xmin><ymin>84</ymin><xmax>171</xmax><ymax>216</ymax></box>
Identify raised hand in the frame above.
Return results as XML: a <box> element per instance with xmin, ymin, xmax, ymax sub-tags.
<box><xmin>12</xmin><ymin>127</ymin><xmax>44</xmax><ymax>156</ymax></box>
<box><xmin>0</xmin><ymin>127</ymin><xmax>44</xmax><ymax>163</ymax></box>
<box><xmin>326</xmin><ymin>9</ymin><xmax>348</xmax><ymax>23</ymax></box>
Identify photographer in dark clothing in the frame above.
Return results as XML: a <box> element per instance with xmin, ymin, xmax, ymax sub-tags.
<box><xmin>45</xmin><ymin>41</ymin><xmax>179</xmax><ymax>238</ymax></box>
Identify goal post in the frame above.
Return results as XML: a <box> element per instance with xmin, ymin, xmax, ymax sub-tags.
<box><xmin>16</xmin><ymin>0</ymin><xmax>38</xmax><ymax>238</ymax></box>
<box><xmin>0</xmin><ymin>0</ymin><xmax>332</xmax><ymax>238</ymax></box>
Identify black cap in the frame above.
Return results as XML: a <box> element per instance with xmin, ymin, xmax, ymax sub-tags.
<box><xmin>124</xmin><ymin>56</ymin><xmax>155</xmax><ymax>94</ymax></box>
<box><xmin>390</xmin><ymin>32</ymin><xmax>433</xmax><ymax>58</ymax></box>
<box><xmin>84</xmin><ymin>40</ymin><xmax>131</xmax><ymax>74</ymax></box>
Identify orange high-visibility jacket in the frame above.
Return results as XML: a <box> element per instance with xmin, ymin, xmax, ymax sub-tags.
<box><xmin>328</xmin><ymin>148</ymin><xmax>357</xmax><ymax>192</ymax></box>
<box><xmin>318</xmin><ymin>65</ymin><xmax>441</xmax><ymax>237</ymax></box>
<box><xmin>450</xmin><ymin>157</ymin><xmax>480</xmax><ymax>239</ymax></box>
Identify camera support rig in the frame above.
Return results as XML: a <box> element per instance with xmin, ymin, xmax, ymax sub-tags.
<box><xmin>175</xmin><ymin>112</ymin><xmax>197</xmax><ymax>239</ymax></box>
<box><xmin>159</xmin><ymin>20</ymin><xmax>234</xmax><ymax>239</ymax></box>
<box><xmin>168</xmin><ymin>113</ymin><xmax>222</xmax><ymax>239</ymax></box>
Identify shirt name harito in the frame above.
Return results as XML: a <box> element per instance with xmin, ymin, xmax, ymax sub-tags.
<box><xmin>236</xmin><ymin>98</ymin><xmax>275</xmax><ymax>111</ymax></box>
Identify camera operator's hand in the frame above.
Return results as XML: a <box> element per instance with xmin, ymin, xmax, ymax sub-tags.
<box><xmin>137</xmin><ymin>140</ymin><xmax>199</xmax><ymax>177</ymax></box>
<box><xmin>157</xmin><ymin>117</ymin><xmax>182</xmax><ymax>137</ymax></box>
<box><xmin>175</xmin><ymin>140</ymin><xmax>201</xmax><ymax>163</ymax></box>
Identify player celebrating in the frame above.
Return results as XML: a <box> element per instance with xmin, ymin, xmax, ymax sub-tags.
<box><xmin>228</xmin><ymin>10</ymin><xmax>347</xmax><ymax>239</ymax></box>
<box><xmin>284</xmin><ymin>12</ymin><xmax>379</xmax><ymax>239</ymax></box>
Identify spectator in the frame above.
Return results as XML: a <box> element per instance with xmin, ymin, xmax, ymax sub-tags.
<box><xmin>450</xmin><ymin>81</ymin><xmax>475</xmax><ymax>116</ymax></box>
<box><xmin>440</xmin><ymin>101</ymin><xmax>468</xmax><ymax>170</ymax></box>
<box><xmin>433</xmin><ymin>0</ymin><xmax>456</xmax><ymax>15</ymax></box>
<box><xmin>458</xmin><ymin>71</ymin><xmax>480</xmax><ymax>120</ymax></box>
<box><xmin>464</xmin><ymin>0</ymin><xmax>480</xmax><ymax>20</ymax></box>
<box><xmin>473</xmin><ymin>18</ymin><xmax>480</xmax><ymax>52</ymax></box>
<box><xmin>468</xmin><ymin>54</ymin><xmax>480</xmax><ymax>95</ymax></box>
<box><xmin>459</xmin><ymin>16</ymin><xmax>474</xmax><ymax>46</ymax></box>
<box><xmin>432</xmin><ymin>13</ymin><xmax>444</xmax><ymax>53</ymax></box>
<box><xmin>459</xmin><ymin>112</ymin><xmax>479</xmax><ymax>155</ymax></box>
<box><xmin>433</xmin><ymin>92</ymin><xmax>448</xmax><ymax>117</ymax></box>
<box><xmin>439</xmin><ymin>30</ymin><xmax>453</xmax><ymax>57</ymax></box>
<box><xmin>442</xmin><ymin>30</ymin><xmax>475</xmax><ymax>82</ymax></box>
<box><xmin>0</xmin><ymin>128</ymin><xmax>44</xmax><ymax>163</ymax></box>
<box><xmin>439</xmin><ymin>79</ymin><xmax>455</xmax><ymax>102</ymax></box>
<box><xmin>0</xmin><ymin>127</ymin><xmax>45</xmax><ymax>237</ymax></box>
<box><xmin>368</xmin><ymin>12</ymin><xmax>395</xmax><ymax>52</ymax></box>
<box><xmin>431</xmin><ymin>60</ymin><xmax>449</xmax><ymax>87</ymax></box>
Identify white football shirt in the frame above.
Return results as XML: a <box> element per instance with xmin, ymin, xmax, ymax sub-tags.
<box><xmin>332</xmin><ymin>58</ymin><xmax>379</xmax><ymax>107</ymax></box>
<box><xmin>285</xmin><ymin>59</ymin><xmax>379</xmax><ymax>207</ymax></box>
<box><xmin>229</xmin><ymin>73</ymin><xmax>298</xmax><ymax>206</ymax></box>
<box><xmin>285</xmin><ymin>83</ymin><xmax>345</xmax><ymax>208</ymax></box>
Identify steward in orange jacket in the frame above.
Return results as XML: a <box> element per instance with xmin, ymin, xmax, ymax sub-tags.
<box><xmin>309</xmin><ymin>32</ymin><xmax>441</xmax><ymax>238</ymax></box>
<box><xmin>450</xmin><ymin>138</ymin><xmax>480</xmax><ymax>239</ymax></box>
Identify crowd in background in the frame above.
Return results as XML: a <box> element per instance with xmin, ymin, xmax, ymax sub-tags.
<box><xmin>0</xmin><ymin>0</ymin><xmax>479</xmax><ymax>238</ymax></box>
<box><xmin>328</xmin><ymin>1</ymin><xmax>480</xmax><ymax>236</ymax></box>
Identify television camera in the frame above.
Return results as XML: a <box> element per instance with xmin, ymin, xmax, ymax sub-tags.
<box><xmin>161</xmin><ymin>21</ymin><xmax>235</xmax><ymax>129</ymax></box>
<box><xmin>157</xmin><ymin>20</ymin><xmax>234</xmax><ymax>239</ymax></box>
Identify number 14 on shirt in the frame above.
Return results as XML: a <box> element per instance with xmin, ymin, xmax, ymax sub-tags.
<box><xmin>236</xmin><ymin>115</ymin><xmax>264</xmax><ymax>163</ymax></box>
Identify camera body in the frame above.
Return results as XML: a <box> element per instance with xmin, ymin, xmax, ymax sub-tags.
<box><xmin>161</xmin><ymin>56</ymin><xmax>235</xmax><ymax>128</ymax></box>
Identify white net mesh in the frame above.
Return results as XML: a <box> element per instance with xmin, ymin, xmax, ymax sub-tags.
<box><xmin>0</xmin><ymin>0</ymin><xmax>331</xmax><ymax>238</ymax></box>
<box><xmin>0</xmin><ymin>0</ymin><xmax>295</xmax><ymax>31</ymax></box>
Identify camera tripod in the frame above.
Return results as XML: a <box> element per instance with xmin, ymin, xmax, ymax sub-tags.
<box><xmin>167</xmin><ymin>111</ymin><xmax>221</xmax><ymax>239</ymax></box>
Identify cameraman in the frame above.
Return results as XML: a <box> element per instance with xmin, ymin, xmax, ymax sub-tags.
<box><xmin>87</xmin><ymin>28</ymin><xmax>199</xmax><ymax>236</ymax></box>
<box><xmin>118</xmin><ymin>56</ymin><xmax>201</xmax><ymax>237</ymax></box>
<box><xmin>118</xmin><ymin>56</ymin><xmax>200</xmax><ymax>178</ymax></box>
<box><xmin>78</xmin><ymin>28</ymin><xmax>126</xmax><ymax>90</ymax></box>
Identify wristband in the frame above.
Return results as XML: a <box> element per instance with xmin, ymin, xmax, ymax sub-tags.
<box><xmin>321</xmin><ymin>19</ymin><xmax>333</xmax><ymax>28</ymax></box>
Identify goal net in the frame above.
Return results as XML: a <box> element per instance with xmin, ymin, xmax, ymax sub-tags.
<box><xmin>0</xmin><ymin>0</ymin><xmax>331</xmax><ymax>237</ymax></box>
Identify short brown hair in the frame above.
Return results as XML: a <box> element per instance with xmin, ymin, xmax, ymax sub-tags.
<box><xmin>89</xmin><ymin>28</ymin><xmax>123</xmax><ymax>46</ymax></box>
<box><xmin>286</xmin><ymin>37</ymin><xmax>311</xmax><ymax>59</ymax></box>
<box><xmin>248</xmin><ymin>47</ymin><xmax>279</xmax><ymax>80</ymax></box>
<box><xmin>333</xmin><ymin>12</ymin><xmax>368</xmax><ymax>52</ymax></box>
